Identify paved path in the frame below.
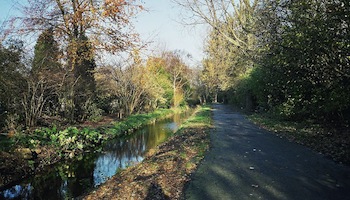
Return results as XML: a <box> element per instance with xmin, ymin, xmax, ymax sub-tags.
<box><xmin>185</xmin><ymin>104</ymin><xmax>350</xmax><ymax>200</ymax></box>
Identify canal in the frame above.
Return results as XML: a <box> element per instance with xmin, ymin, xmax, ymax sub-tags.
<box><xmin>0</xmin><ymin>112</ymin><xmax>191</xmax><ymax>199</ymax></box>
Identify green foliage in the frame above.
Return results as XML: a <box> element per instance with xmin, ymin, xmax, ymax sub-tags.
<box><xmin>73</xmin><ymin>35</ymin><xmax>97</xmax><ymax>121</ymax></box>
<box><xmin>199</xmin><ymin>0</ymin><xmax>258</xmax><ymax>103</ymax></box>
<box><xmin>81</xmin><ymin>99</ymin><xmax>103</xmax><ymax>122</ymax></box>
<box><xmin>32</xmin><ymin>28</ymin><xmax>61</xmax><ymax>73</ymax></box>
<box><xmin>29</xmin><ymin>126</ymin><xmax>101</xmax><ymax>154</ymax></box>
<box><xmin>0</xmin><ymin>41</ymin><xmax>26</xmax><ymax>129</ymax></box>
<box><xmin>232</xmin><ymin>0</ymin><xmax>350</xmax><ymax>122</ymax></box>
<box><xmin>145</xmin><ymin>57</ymin><xmax>174</xmax><ymax>108</ymax></box>
<box><xmin>145</xmin><ymin>52</ymin><xmax>192</xmax><ymax>108</ymax></box>
<box><xmin>51</xmin><ymin>127</ymin><xmax>102</xmax><ymax>151</ymax></box>
<box><xmin>12</xmin><ymin>108</ymin><xmax>179</xmax><ymax>158</ymax></box>
<box><xmin>0</xmin><ymin>135</ymin><xmax>15</xmax><ymax>151</ymax></box>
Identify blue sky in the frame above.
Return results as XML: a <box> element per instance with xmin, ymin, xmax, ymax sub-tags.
<box><xmin>0</xmin><ymin>0</ymin><xmax>207</xmax><ymax>65</ymax></box>
<box><xmin>134</xmin><ymin>1</ymin><xmax>207</xmax><ymax>65</ymax></box>
<box><xmin>0</xmin><ymin>0</ymin><xmax>16</xmax><ymax>22</ymax></box>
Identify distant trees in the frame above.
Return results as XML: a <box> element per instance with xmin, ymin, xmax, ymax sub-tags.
<box><xmin>162</xmin><ymin>51</ymin><xmax>192</xmax><ymax>107</ymax></box>
<box><xmin>183</xmin><ymin>0</ymin><xmax>258</xmax><ymax>104</ymax></box>
<box><xmin>95</xmin><ymin>50</ymin><xmax>193</xmax><ymax>119</ymax></box>
<box><xmin>144</xmin><ymin>56</ymin><xmax>173</xmax><ymax>108</ymax></box>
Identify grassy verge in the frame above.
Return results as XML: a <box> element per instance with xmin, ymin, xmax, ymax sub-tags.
<box><xmin>82</xmin><ymin>105</ymin><xmax>212</xmax><ymax>200</ymax></box>
<box><xmin>248</xmin><ymin>113</ymin><xmax>350</xmax><ymax>165</ymax></box>
<box><xmin>102</xmin><ymin>108</ymin><xmax>181</xmax><ymax>137</ymax></box>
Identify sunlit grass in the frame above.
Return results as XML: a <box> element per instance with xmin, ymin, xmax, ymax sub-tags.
<box><xmin>180</xmin><ymin>105</ymin><xmax>212</xmax><ymax>129</ymax></box>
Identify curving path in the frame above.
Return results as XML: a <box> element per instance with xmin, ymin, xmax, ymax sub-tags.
<box><xmin>185</xmin><ymin>104</ymin><xmax>350</xmax><ymax>200</ymax></box>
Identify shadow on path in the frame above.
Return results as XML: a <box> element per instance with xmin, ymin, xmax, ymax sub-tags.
<box><xmin>185</xmin><ymin>104</ymin><xmax>350</xmax><ymax>200</ymax></box>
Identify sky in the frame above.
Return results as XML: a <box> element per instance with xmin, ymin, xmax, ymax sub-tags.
<box><xmin>0</xmin><ymin>0</ymin><xmax>208</xmax><ymax>66</ymax></box>
<box><xmin>134</xmin><ymin>1</ymin><xmax>207</xmax><ymax>65</ymax></box>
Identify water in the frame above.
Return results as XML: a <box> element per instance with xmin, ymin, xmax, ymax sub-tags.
<box><xmin>0</xmin><ymin>112</ymin><xmax>191</xmax><ymax>200</ymax></box>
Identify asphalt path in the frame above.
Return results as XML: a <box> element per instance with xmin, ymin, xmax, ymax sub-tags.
<box><xmin>184</xmin><ymin>104</ymin><xmax>350</xmax><ymax>200</ymax></box>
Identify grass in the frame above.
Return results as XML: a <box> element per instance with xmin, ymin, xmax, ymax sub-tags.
<box><xmin>104</xmin><ymin>107</ymin><xmax>189</xmax><ymax>139</ymax></box>
<box><xmin>180</xmin><ymin>105</ymin><xmax>212</xmax><ymax>129</ymax></box>
<box><xmin>110</xmin><ymin>109</ymin><xmax>174</xmax><ymax>132</ymax></box>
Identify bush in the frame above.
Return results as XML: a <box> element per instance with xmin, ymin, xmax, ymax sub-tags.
<box><xmin>81</xmin><ymin>99</ymin><xmax>103</xmax><ymax>122</ymax></box>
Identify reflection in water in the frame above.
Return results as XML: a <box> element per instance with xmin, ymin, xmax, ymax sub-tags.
<box><xmin>1</xmin><ymin>184</ymin><xmax>32</xmax><ymax>199</ymax></box>
<box><xmin>0</xmin><ymin>112</ymin><xmax>190</xmax><ymax>199</ymax></box>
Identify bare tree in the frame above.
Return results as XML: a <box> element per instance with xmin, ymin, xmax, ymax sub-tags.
<box><xmin>3</xmin><ymin>0</ymin><xmax>143</xmax><ymax>58</ymax></box>
<box><xmin>174</xmin><ymin>0</ymin><xmax>259</xmax><ymax>50</ymax></box>
<box><xmin>22</xmin><ymin>78</ymin><xmax>48</xmax><ymax>127</ymax></box>
<box><xmin>95</xmin><ymin>63</ymin><xmax>148</xmax><ymax>118</ymax></box>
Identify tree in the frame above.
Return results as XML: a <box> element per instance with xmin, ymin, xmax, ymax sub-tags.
<box><xmin>3</xmin><ymin>0</ymin><xmax>143</xmax><ymax>121</ymax></box>
<box><xmin>0</xmin><ymin>40</ymin><xmax>26</xmax><ymax>129</ymax></box>
<box><xmin>175</xmin><ymin>0</ymin><xmax>259</xmax><ymax>54</ymax></box>
<box><xmin>162</xmin><ymin>51</ymin><xmax>191</xmax><ymax>107</ymax></box>
<box><xmin>248</xmin><ymin>0</ymin><xmax>350</xmax><ymax>121</ymax></box>
<box><xmin>31</xmin><ymin>27</ymin><xmax>64</xmax><ymax>116</ymax></box>
<box><xmin>17</xmin><ymin>28</ymin><xmax>64</xmax><ymax>127</ymax></box>
<box><xmin>72</xmin><ymin>34</ymin><xmax>97</xmax><ymax>120</ymax></box>
<box><xmin>96</xmin><ymin>64</ymin><xmax>149</xmax><ymax>118</ymax></box>
<box><xmin>200</xmin><ymin>59</ymin><xmax>220</xmax><ymax>103</ymax></box>
<box><xmin>21</xmin><ymin>78</ymin><xmax>48</xmax><ymax>127</ymax></box>
<box><xmin>32</xmin><ymin>28</ymin><xmax>61</xmax><ymax>75</ymax></box>
<box><xmin>144</xmin><ymin>57</ymin><xmax>173</xmax><ymax>108</ymax></box>
<box><xmin>4</xmin><ymin>0</ymin><xmax>143</xmax><ymax>55</ymax></box>
<box><xmin>177</xmin><ymin>0</ymin><xmax>260</xmax><ymax>104</ymax></box>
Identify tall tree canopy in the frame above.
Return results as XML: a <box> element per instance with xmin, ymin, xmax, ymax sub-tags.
<box><xmin>251</xmin><ymin>0</ymin><xmax>350</xmax><ymax>120</ymax></box>
<box><xmin>4</xmin><ymin>0</ymin><xmax>142</xmax><ymax>56</ymax></box>
<box><xmin>32</xmin><ymin>28</ymin><xmax>61</xmax><ymax>76</ymax></box>
<box><xmin>176</xmin><ymin>0</ymin><xmax>259</xmax><ymax>53</ymax></box>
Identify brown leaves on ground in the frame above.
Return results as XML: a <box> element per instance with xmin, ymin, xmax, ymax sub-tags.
<box><xmin>250</xmin><ymin>115</ymin><xmax>350</xmax><ymax>165</ymax></box>
<box><xmin>281</xmin><ymin>128</ymin><xmax>350</xmax><ymax>164</ymax></box>
<box><xmin>83</xmin><ymin>127</ymin><xmax>210</xmax><ymax>200</ymax></box>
